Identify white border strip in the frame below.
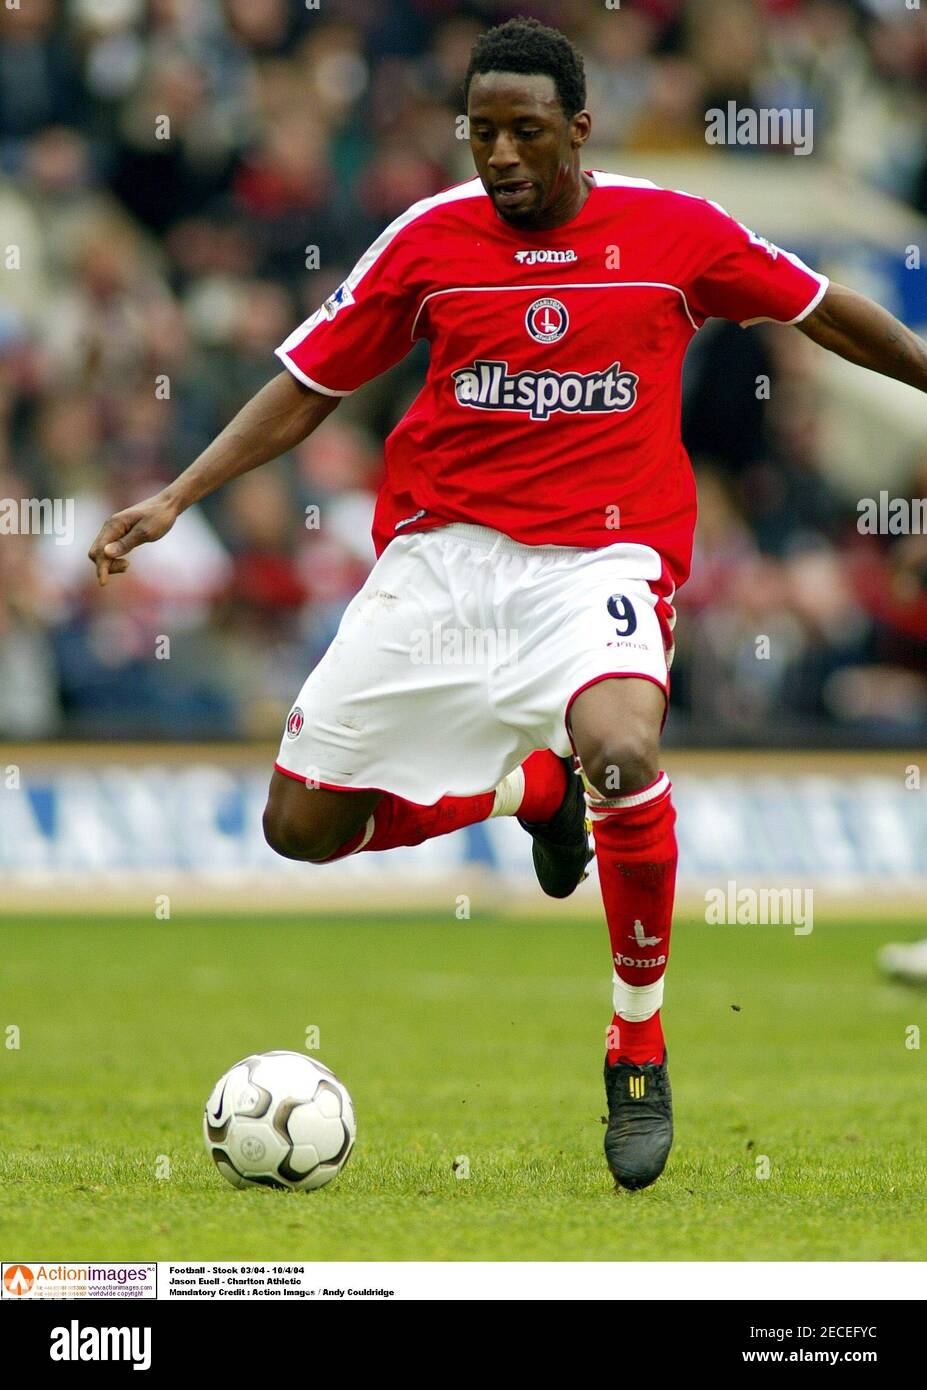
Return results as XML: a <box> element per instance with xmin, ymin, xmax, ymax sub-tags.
<box><xmin>411</xmin><ymin>281</ymin><xmax>699</xmax><ymax>337</ymax></box>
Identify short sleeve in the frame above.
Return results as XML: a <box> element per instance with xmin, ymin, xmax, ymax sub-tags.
<box><xmin>276</xmin><ymin>221</ymin><xmax>420</xmax><ymax>395</ymax></box>
<box><xmin>685</xmin><ymin>199</ymin><xmax>828</xmax><ymax>329</ymax></box>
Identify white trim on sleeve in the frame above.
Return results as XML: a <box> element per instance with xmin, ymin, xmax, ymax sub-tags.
<box><xmin>274</xmin><ymin>176</ymin><xmax>486</xmax><ymax>395</ymax></box>
<box><xmin>274</xmin><ymin>345</ymin><xmax>355</xmax><ymax>396</ymax></box>
<box><xmin>739</xmin><ymin>272</ymin><xmax>829</xmax><ymax>328</ymax></box>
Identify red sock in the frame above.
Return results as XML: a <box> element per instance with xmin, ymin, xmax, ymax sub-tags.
<box><xmin>320</xmin><ymin>788</ymin><xmax>497</xmax><ymax>860</ymax></box>
<box><xmin>589</xmin><ymin>773</ymin><xmax>677</xmax><ymax>1066</ymax></box>
<box><xmin>319</xmin><ymin>750</ymin><xmax>566</xmax><ymax>861</ymax></box>
<box><xmin>517</xmin><ymin>750</ymin><xmax>567</xmax><ymax>823</ymax></box>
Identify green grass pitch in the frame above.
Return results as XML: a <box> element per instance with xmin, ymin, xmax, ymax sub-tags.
<box><xmin>1</xmin><ymin>910</ymin><xmax>925</xmax><ymax>1261</ymax></box>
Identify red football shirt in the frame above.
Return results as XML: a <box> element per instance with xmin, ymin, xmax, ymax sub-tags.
<box><xmin>276</xmin><ymin>169</ymin><xmax>828</xmax><ymax>589</ymax></box>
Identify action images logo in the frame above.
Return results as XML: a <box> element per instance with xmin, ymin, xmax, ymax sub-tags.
<box><xmin>451</xmin><ymin>358</ymin><xmax>638</xmax><ymax>421</ymax></box>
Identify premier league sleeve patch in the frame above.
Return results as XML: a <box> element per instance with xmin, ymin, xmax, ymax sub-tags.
<box><xmin>321</xmin><ymin>283</ymin><xmax>356</xmax><ymax>320</ymax></box>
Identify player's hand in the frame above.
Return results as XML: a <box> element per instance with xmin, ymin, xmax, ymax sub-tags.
<box><xmin>88</xmin><ymin>492</ymin><xmax>179</xmax><ymax>586</ymax></box>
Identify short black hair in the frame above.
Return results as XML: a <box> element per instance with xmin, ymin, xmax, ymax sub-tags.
<box><xmin>463</xmin><ymin>16</ymin><xmax>586</xmax><ymax>119</ymax></box>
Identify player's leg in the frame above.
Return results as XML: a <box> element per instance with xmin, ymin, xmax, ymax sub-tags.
<box><xmin>263</xmin><ymin>772</ymin><xmax>381</xmax><ymax>863</ymax></box>
<box><xmin>263</xmin><ymin>527</ymin><xmax>588</xmax><ymax>885</ymax></box>
<box><xmin>568</xmin><ymin>674</ymin><xmax>676</xmax><ymax>1191</ymax></box>
<box><xmin>263</xmin><ymin>753</ymin><xmax>570</xmax><ymax>864</ymax></box>
<box><xmin>499</xmin><ymin>544</ymin><xmax>677</xmax><ymax>1190</ymax></box>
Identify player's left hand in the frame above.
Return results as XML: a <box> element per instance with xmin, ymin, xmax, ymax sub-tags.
<box><xmin>88</xmin><ymin>492</ymin><xmax>179</xmax><ymax>586</ymax></box>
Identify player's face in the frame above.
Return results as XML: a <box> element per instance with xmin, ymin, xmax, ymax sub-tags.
<box><xmin>467</xmin><ymin>71</ymin><xmax>591</xmax><ymax>229</ymax></box>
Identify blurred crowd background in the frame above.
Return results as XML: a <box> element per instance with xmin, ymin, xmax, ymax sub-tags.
<box><xmin>3</xmin><ymin>0</ymin><xmax>927</xmax><ymax>745</ymax></box>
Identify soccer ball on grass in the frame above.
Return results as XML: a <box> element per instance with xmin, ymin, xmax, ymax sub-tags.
<box><xmin>204</xmin><ymin>1050</ymin><xmax>355</xmax><ymax>1191</ymax></box>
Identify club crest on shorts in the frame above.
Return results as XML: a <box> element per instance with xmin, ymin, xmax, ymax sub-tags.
<box><xmin>286</xmin><ymin>707</ymin><xmax>305</xmax><ymax>739</ymax></box>
<box><xmin>525</xmin><ymin>297</ymin><xmax>569</xmax><ymax>343</ymax></box>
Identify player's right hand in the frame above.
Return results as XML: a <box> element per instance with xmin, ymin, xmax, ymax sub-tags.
<box><xmin>88</xmin><ymin>492</ymin><xmax>179</xmax><ymax>586</ymax></box>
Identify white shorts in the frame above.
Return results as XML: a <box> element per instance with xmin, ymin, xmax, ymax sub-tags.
<box><xmin>275</xmin><ymin>524</ymin><xmax>674</xmax><ymax>804</ymax></box>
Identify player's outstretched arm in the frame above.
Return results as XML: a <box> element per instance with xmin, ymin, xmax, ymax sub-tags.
<box><xmin>88</xmin><ymin>371</ymin><xmax>339</xmax><ymax>585</ymax></box>
<box><xmin>796</xmin><ymin>281</ymin><xmax>927</xmax><ymax>392</ymax></box>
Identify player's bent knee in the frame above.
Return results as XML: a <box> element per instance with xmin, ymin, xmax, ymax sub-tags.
<box><xmin>262</xmin><ymin>803</ymin><xmax>345</xmax><ymax>863</ymax></box>
<box><xmin>581</xmin><ymin>733</ymin><xmax>660</xmax><ymax>800</ymax></box>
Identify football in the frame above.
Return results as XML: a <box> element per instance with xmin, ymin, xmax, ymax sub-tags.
<box><xmin>203</xmin><ymin>1051</ymin><xmax>356</xmax><ymax>1192</ymax></box>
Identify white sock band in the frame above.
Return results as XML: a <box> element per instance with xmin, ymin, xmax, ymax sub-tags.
<box><xmin>612</xmin><ymin>973</ymin><xmax>665</xmax><ymax>1022</ymax></box>
<box><xmin>348</xmin><ymin>815</ymin><xmax>376</xmax><ymax>854</ymax></box>
<box><xmin>586</xmin><ymin>771</ymin><xmax>671</xmax><ymax>819</ymax></box>
<box><xmin>490</xmin><ymin>766</ymin><xmax>526</xmax><ymax>818</ymax></box>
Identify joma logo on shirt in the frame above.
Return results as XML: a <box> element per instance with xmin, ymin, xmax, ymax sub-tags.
<box><xmin>513</xmin><ymin>248</ymin><xmax>577</xmax><ymax>264</ymax></box>
<box><xmin>452</xmin><ymin>358</ymin><xmax>638</xmax><ymax>421</ymax></box>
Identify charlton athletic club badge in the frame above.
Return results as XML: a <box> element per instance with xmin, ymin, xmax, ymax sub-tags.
<box><xmin>286</xmin><ymin>707</ymin><xmax>304</xmax><ymax>739</ymax></box>
<box><xmin>525</xmin><ymin>296</ymin><xmax>569</xmax><ymax>343</ymax></box>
